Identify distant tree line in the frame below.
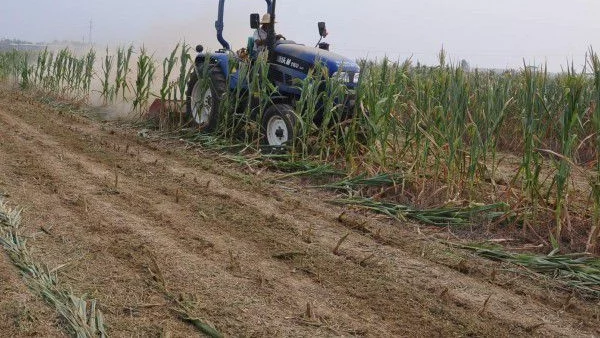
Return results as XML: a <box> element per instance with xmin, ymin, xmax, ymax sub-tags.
<box><xmin>0</xmin><ymin>38</ymin><xmax>37</xmax><ymax>45</ymax></box>
<box><xmin>0</xmin><ymin>38</ymin><xmax>90</xmax><ymax>52</ymax></box>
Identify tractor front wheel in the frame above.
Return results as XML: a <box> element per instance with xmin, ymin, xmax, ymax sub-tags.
<box><xmin>185</xmin><ymin>65</ymin><xmax>226</xmax><ymax>132</ymax></box>
<box><xmin>261</xmin><ymin>104</ymin><xmax>297</xmax><ymax>147</ymax></box>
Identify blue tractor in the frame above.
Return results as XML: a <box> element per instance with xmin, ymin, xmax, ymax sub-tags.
<box><xmin>186</xmin><ymin>0</ymin><xmax>361</xmax><ymax>146</ymax></box>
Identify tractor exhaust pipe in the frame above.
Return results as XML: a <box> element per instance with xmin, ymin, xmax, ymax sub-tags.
<box><xmin>267</xmin><ymin>0</ymin><xmax>277</xmax><ymax>62</ymax></box>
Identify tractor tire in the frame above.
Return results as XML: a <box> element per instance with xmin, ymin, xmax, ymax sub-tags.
<box><xmin>185</xmin><ymin>65</ymin><xmax>226</xmax><ymax>132</ymax></box>
<box><xmin>261</xmin><ymin>103</ymin><xmax>297</xmax><ymax>147</ymax></box>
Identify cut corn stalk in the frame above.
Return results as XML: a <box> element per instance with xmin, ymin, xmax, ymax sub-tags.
<box><xmin>316</xmin><ymin>173</ymin><xmax>404</xmax><ymax>191</ymax></box>
<box><xmin>0</xmin><ymin>198</ymin><xmax>107</xmax><ymax>337</ymax></box>
<box><xmin>452</xmin><ymin>243</ymin><xmax>600</xmax><ymax>298</ymax></box>
<box><xmin>333</xmin><ymin>197</ymin><xmax>509</xmax><ymax>226</ymax></box>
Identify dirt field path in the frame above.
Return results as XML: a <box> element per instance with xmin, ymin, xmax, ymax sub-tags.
<box><xmin>0</xmin><ymin>89</ymin><xmax>598</xmax><ymax>337</ymax></box>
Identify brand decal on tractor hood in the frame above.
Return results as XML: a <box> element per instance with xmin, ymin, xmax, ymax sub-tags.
<box><xmin>274</xmin><ymin>54</ymin><xmax>310</xmax><ymax>72</ymax></box>
<box><xmin>274</xmin><ymin>43</ymin><xmax>360</xmax><ymax>74</ymax></box>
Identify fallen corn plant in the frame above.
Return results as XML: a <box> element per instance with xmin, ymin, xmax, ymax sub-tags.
<box><xmin>450</xmin><ymin>243</ymin><xmax>600</xmax><ymax>298</ymax></box>
<box><xmin>171</xmin><ymin>125</ymin><xmax>345</xmax><ymax>181</ymax></box>
<box><xmin>183</xmin><ymin>130</ymin><xmax>248</xmax><ymax>151</ymax></box>
<box><xmin>143</xmin><ymin>248</ymin><xmax>223</xmax><ymax>338</ymax></box>
<box><xmin>267</xmin><ymin>159</ymin><xmax>343</xmax><ymax>179</ymax></box>
<box><xmin>333</xmin><ymin>197</ymin><xmax>509</xmax><ymax>226</ymax></box>
<box><xmin>0</xmin><ymin>198</ymin><xmax>107</xmax><ymax>337</ymax></box>
<box><xmin>179</xmin><ymin>129</ymin><xmax>343</xmax><ymax>178</ymax></box>
<box><xmin>315</xmin><ymin>173</ymin><xmax>404</xmax><ymax>191</ymax></box>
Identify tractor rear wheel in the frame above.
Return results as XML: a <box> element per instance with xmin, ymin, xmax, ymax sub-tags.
<box><xmin>185</xmin><ymin>65</ymin><xmax>226</xmax><ymax>132</ymax></box>
<box><xmin>261</xmin><ymin>104</ymin><xmax>297</xmax><ymax>147</ymax></box>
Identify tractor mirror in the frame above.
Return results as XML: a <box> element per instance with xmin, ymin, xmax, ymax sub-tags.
<box><xmin>318</xmin><ymin>22</ymin><xmax>327</xmax><ymax>37</ymax></box>
<box><xmin>250</xmin><ymin>13</ymin><xmax>260</xmax><ymax>29</ymax></box>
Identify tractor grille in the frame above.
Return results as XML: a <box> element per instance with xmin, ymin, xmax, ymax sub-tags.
<box><xmin>270</xmin><ymin>69</ymin><xmax>293</xmax><ymax>86</ymax></box>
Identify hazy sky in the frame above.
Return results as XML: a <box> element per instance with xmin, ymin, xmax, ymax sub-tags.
<box><xmin>2</xmin><ymin>0</ymin><xmax>599</xmax><ymax>70</ymax></box>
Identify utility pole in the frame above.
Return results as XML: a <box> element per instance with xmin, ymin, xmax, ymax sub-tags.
<box><xmin>88</xmin><ymin>19</ymin><xmax>93</xmax><ymax>46</ymax></box>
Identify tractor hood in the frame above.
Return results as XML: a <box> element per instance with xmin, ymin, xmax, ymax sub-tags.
<box><xmin>273</xmin><ymin>42</ymin><xmax>360</xmax><ymax>75</ymax></box>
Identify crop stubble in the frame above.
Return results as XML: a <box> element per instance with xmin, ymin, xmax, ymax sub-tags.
<box><xmin>0</xmin><ymin>88</ymin><xmax>598</xmax><ymax>336</ymax></box>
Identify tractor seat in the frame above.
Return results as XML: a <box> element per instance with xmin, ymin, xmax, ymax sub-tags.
<box><xmin>246</xmin><ymin>36</ymin><xmax>300</xmax><ymax>59</ymax></box>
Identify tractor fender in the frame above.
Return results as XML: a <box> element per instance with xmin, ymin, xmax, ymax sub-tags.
<box><xmin>270</xmin><ymin>95</ymin><xmax>294</xmax><ymax>105</ymax></box>
<box><xmin>249</xmin><ymin>96</ymin><xmax>295</xmax><ymax>121</ymax></box>
<box><xmin>194</xmin><ymin>53</ymin><xmax>230</xmax><ymax>78</ymax></box>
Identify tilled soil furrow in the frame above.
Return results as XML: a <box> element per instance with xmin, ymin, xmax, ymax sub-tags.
<box><xmin>2</xmin><ymin>98</ymin><xmax>433</xmax><ymax>336</ymax></box>
<box><xmin>0</xmin><ymin>90</ymin><xmax>598</xmax><ymax>337</ymax></box>
<box><xmin>0</xmin><ymin>102</ymin><xmax>518</xmax><ymax>336</ymax></box>
<box><xmin>2</xmin><ymin>99</ymin><xmax>408</xmax><ymax>335</ymax></box>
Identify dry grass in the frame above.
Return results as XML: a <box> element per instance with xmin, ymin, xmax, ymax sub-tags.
<box><xmin>0</xmin><ymin>198</ymin><xmax>107</xmax><ymax>337</ymax></box>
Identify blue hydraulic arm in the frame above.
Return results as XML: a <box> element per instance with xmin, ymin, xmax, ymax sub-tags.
<box><xmin>215</xmin><ymin>0</ymin><xmax>230</xmax><ymax>50</ymax></box>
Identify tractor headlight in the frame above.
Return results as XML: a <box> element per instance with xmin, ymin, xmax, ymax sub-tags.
<box><xmin>333</xmin><ymin>71</ymin><xmax>360</xmax><ymax>84</ymax></box>
<box><xmin>333</xmin><ymin>71</ymin><xmax>351</xmax><ymax>83</ymax></box>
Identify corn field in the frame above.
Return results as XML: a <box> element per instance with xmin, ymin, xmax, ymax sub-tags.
<box><xmin>1</xmin><ymin>45</ymin><xmax>600</xmax><ymax>253</ymax></box>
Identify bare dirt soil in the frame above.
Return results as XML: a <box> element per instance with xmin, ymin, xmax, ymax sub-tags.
<box><xmin>0</xmin><ymin>88</ymin><xmax>599</xmax><ymax>337</ymax></box>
